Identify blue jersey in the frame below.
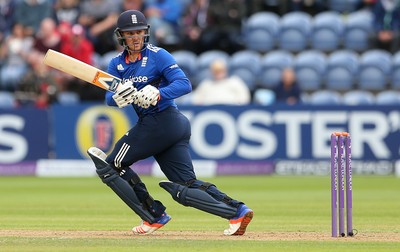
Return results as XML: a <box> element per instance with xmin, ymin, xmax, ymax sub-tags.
<box><xmin>105</xmin><ymin>44</ymin><xmax>192</xmax><ymax>116</ymax></box>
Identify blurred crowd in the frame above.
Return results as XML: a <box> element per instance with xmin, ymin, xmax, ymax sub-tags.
<box><xmin>0</xmin><ymin>0</ymin><xmax>398</xmax><ymax>108</ymax></box>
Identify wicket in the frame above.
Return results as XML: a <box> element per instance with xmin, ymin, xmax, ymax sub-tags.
<box><xmin>330</xmin><ymin>132</ymin><xmax>353</xmax><ymax>237</ymax></box>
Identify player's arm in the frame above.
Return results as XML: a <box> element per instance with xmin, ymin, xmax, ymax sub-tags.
<box><xmin>133</xmin><ymin>65</ymin><xmax>190</xmax><ymax>109</ymax></box>
<box><xmin>156</xmin><ymin>49</ymin><xmax>192</xmax><ymax>100</ymax></box>
<box><xmin>105</xmin><ymin>60</ymin><xmax>120</xmax><ymax>106</ymax></box>
<box><xmin>105</xmin><ymin>90</ymin><xmax>117</xmax><ymax>106</ymax></box>
<box><xmin>158</xmin><ymin>65</ymin><xmax>192</xmax><ymax>100</ymax></box>
<box><xmin>133</xmin><ymin>50</ymin><xmax>191</xmax><ymax>109</ymax></box>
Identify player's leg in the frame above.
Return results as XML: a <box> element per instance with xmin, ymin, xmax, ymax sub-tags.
<box><xmin>117</xmin><ymin>165</ymin><xmax>171</xmax><ymax>235</ymax></box>
<box><xmin>101</xmin><ymin>108</ymin><xmax>198</xmax><ymax>233</ymax></box>
<box><xmin>159</xmin><ymin>179</ymin><xmax>253</xmax><ymax>235</ymax></box>
<box><xmin>153</xmin><ymin>108</ymin><xmax>254</xmax><ymax>235</ymax></box>
<box><xmin>104</xmin><ymin>131</ymin><xmax>175</xmax><ymax>234</ymax></box>
<box><xmin>155</xmin><ymin>140</ymin><xmax>253</xmax><ymax>235</ymax></box>
<box><xmin>89</xmin><ymin>145</ymin><xmax>171</xmax><ymax>235</ymax></box>
<box><xmin>88</xmin><ymin>147</ymin><xmax>162</xmax><ymax>222</ymax></box>
<box><xmin>89</xmin><ymin>115</ymin><xmax>177</xmax><ymax>234</ymax></box>
<box><xmin>104</xmin><ymin>110</ymin><xmax>186</xmax><ymax>212</ymax></box>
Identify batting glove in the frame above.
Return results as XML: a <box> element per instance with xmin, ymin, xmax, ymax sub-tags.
<box><xmin>134</xmin><ymin>85</ymin><xmax>160</xmax><ymax>109</ymax></box>
<box><xmin>112</xmin><ymin>80</ymin><xmax>137</xmax><ymax>108</ymax></box>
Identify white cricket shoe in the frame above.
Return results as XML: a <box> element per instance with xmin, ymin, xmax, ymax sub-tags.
<box><xmin>132</xmin><ymin>212</ymin><xmax>171</xmax><ymax>235</ymax></box>
<box><xmin>224</xmin><ymin>204</ymin><xmax>254</xmax><ymax>236</ymax></box>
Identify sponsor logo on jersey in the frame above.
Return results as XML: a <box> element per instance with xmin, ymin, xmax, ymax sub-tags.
<box><xmin>117</xmin><ymin>64</ymin><xmax>124</xmax><ymax>71</ymax></box>
<box><xmin>130</xmin><ymin>76</ymin><xmax>149</xmax><ymax>83</ymax></box>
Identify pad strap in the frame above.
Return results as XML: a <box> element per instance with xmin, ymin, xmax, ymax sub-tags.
<box><xmin>186</xmin><ymin>180</ymin><xmax>235</xmax><ymax>206</ymax></box>
<box><xmin>160</xmin><ymin>180</ymin><xmax>238</xmax><ymax>219</ymax></box>
<box><xmin>87</xmin><ymin>147</ymin><xmax>157</xmax><ymax>223</ymax></box>
<box><xmin>119</xmin><ymin>168</ymin><xmax>166</xmax><ymax>217</ymax></box>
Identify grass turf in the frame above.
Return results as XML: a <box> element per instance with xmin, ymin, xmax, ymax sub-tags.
<box><xmin>0</xmin><ymin>175</ymin><xmax>399</xmax><ymax>251</ymax></box>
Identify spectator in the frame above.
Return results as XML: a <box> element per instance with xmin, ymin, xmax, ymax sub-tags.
<box><xmin>121</xmin><ymin>0</ymin><xmax>146</xmax><ymax>13</ymax></box>
<box><xmin>205</xmin><ymin>0</ymin><xmax>247</xmax><ymax>54</ymax></box>
<box><xmin>191</xmin><ymin>59</ymin><xmax>251</xmax><ymax>105</ymax></box>
<box><xmin>180</xmin><ymin>0</ymin><xmax>211</xmax><ymax>54</ymax></box>
<box><xmin>355</xmin><ymin>0</ymin><xmax>377</xmax><ymax>11</ymax></box>
<box><xmin>259</xmin><ymin>0</ymin><xmax>290</xmax><ymax>15</ymax></box>
<box><xmin>289</xmin><ymin>0</ymin><xmax>327</xmax><ymax>16</ymax></box>
<box><xmin>53</xmin><ymin>0</ymin><xmax>81</xmax><ymax>25</ymax></box>
<box><xmin>245</xmin><ymin>0</ymin><xmax>265</xmax><ymax>16</ymax></box>
<box><xmin>58</xmin><ymin>20</ymin><xmax>73</xmax><ymax>42</ymax></box>
<box><xmin>14</xmin><ymin>0</ymin><xmax>53</xmax><ymax>37</ymax></box>
<box><xmin>15</xmin><ymin>51</ymin><xmax>59</xmax><ymax>108</ymax></box>
<box><xmin>246</xmin><ymin>0</ymin><xmax>311</xmax><ymax>16</ymax></box>
<box><xmin>0</xmin><ymin>23</ymin><xmax>33</xmax><ymax>91</ymax></box>
<box><xmin>273</xmin><ymin>67</ymin><xmax>302</xmax><ymax>105</ymax></box>
<box><xmin>370</xmin><ymin>0</ymin><xmax>400</xmax><ymax>53</ymax></box>
<box><xmin>78</xmin><ymin>0</ymin><xmax>121</xmax><ymax>55</ymax></box>
<box><xmin>60</xmin><ymin>23</ymin><xmax>94</xmax><ymax>65</ymax></box>
<box><xmin>70</xmin><ymin>78</ymin><xmax>107</xmax><ymax>102</ymax></box>
<box><xmin>144</xmin><ymin>0</ymin><xmax>183</xmax><ymax>46</ymax></box>
<box><xmin>0</xmin><ymin>0</ymin><xmax>16</xmax><ymax>42</ymax></box>
<box><xmin>32</xmin><ymin>17</ymin><xmax>62</xmax><ymax>54</ymax></box>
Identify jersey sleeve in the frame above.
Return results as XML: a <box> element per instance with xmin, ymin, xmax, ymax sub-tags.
<box><xmin>156</xmin><ymin>49</ymin><xmax>192</xmax><ymax>100</ymax></box>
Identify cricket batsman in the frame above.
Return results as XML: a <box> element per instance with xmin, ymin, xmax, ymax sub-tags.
<box><xmin>87</xmin><ymin>9</ymin><xmax>253</xmax><ymax>235</ymax></box>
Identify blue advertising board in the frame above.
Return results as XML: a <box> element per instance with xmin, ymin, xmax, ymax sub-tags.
<box><xmin>1</xmin><ymin>104</ymin><xmax>398</xmax><ymax>176</ymax></box>
<box><xmin>51</xmin><ymin>104</ymin><xmax>400</xmax><ymax>163</ymax></box>
<box><xmin>182</xmin><ymin>105</ymin><xmax>400</xmax><ymax>161</ymax></box>
<box><xmin>0</xmin><ymin>108</ymin><xmax>49</xmax><ymax>163</ymax></box>
<box><xmin>52</xmin><ymin>103</ymin><xmax>136</xmax><ymax>159</ymax></box>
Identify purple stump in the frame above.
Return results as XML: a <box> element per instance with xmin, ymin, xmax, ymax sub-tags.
<box><xmin>345</xmin><ymin>134</ymin><xmax>353</xmax><ymax>236</ymax></box>
<box><xmin>338</xmin><ymin>134</ymin><xmax>346</xmax><ymax>237</ymax></box>
<box><xmin>330</xmin><ymin>133</ymin><xmax>338</xmax><ymax>237</ymax></box>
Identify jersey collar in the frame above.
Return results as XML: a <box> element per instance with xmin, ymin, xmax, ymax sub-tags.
<box><xmin>125</xmin><ymin>51</ymin><xmax>142</xmax><ymax>64</ymax></box>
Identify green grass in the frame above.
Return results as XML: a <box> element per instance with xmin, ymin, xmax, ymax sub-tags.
<box><xmin>0</xmin><ymin>175</ymin><xmax>399</xmax><ymax>251</ymax></box>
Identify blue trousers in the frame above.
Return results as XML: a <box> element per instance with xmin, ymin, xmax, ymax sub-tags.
<box><xmin>105</xmin><ymin>106</ymin><xmax>241</xmax><ymax>217</ymax></box>
<box><xmin>106</xmin><ymin>106</ymin><xmax>196</xmax><ymax>183</ymax></box>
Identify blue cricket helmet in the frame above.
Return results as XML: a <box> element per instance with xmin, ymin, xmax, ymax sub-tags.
<box><xmin>114</xmin><ymin>10</ymin><xmax>150</xmax><ymax>48</ymax></box>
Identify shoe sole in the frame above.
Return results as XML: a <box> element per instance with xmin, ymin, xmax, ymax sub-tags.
<box><xmin>232</xmin><ymin>211</ymin><xmax>254</xmax><ymax>236</ymax></box>
<box><xmin>132</xmin><ymin>216</ymin><xmax>171</xmax><ymax>235</ymax></box>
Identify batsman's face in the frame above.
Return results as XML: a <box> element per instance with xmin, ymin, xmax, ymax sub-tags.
<box><xmin>122</xmin><ymin>30</ymin><xmax>145</xmax><ymax>51</ymax></box>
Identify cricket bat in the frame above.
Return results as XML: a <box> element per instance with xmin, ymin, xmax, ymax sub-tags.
<box><xmin>43</xmin><ymin>49</ymin><xmax>121</xmax><ymax>92</ymax></box>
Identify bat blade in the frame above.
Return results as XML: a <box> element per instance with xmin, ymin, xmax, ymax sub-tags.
<box><xmin>43</xmin><ymin>49</ymin><xmax>120</xmax><ymax>92</ymax></box>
